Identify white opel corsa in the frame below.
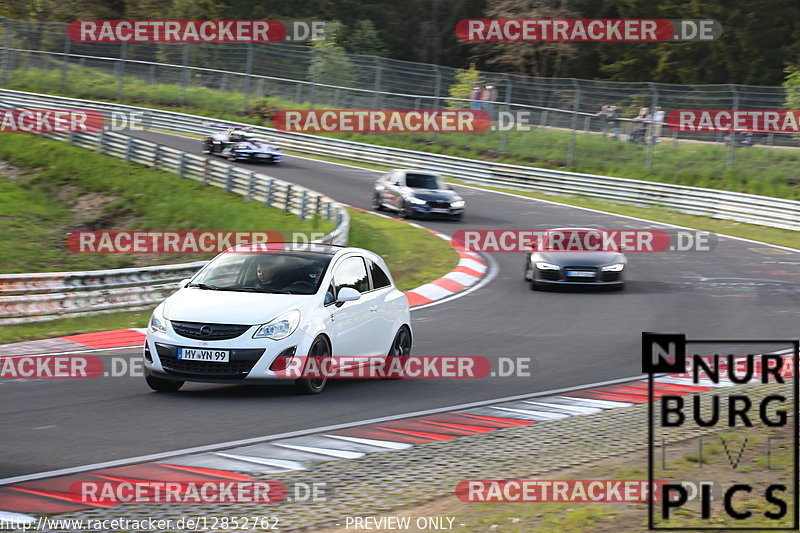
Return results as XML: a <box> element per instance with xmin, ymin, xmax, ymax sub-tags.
<box><xmin>144</xmin><ymin>244</ymin><xmax>412</xmax><ymax>394</ymax></box>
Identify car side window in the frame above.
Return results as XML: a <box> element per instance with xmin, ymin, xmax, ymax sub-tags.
<box><xmin>333</xmin><ymin>256</ymin><xmax>370</xmax><ymax>295</ymax></box>
<box><xmin>368</xmin><ymin>260</ymin><xmax>392</xmax><ymax>290</ymax></box>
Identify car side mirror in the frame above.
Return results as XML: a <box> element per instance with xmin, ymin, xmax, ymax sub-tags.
<box><xmin>335</xmin><ymin>287</ymin><xmax>361</xmax><ymax>306</ymax></box>
<box><xmin>178</xmin><ymin>279</ymin><xmax>191</xmax><ymax>289</ymax></box>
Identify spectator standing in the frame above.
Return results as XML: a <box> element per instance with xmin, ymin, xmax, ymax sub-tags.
<box><xmin>652</xmin><ymin>107</ymin><xmax>665</xmax><ymax>144</ymax></box>
<box><xmin>598</xmin><ymin>105</ymin><xmax>610</xmax><ymax>136</ymax></box>
<box><xmin>608</xmin><ymin>105</ymin><xmax>621</xmax><ymax>140</ymax></box>
<box><xmin>482</xmin><ymin>84</ymin><xmax>498</xmax><ymax>119</ymax></box>
<box><xmin>469</xmin><ymin>84</ymin><xmax>483</xmax><ymax>110</ymax></box>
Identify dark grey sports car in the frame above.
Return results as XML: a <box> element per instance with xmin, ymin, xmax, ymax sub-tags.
<box><xmin>523</xmin><ymin>228</ymin><xmax>627</xmax><ymax>290</ymax></box>
<box><xmin>373</xmin><ymin>169</ymin><xmax>465</xmax><ymax>220</ymax></box>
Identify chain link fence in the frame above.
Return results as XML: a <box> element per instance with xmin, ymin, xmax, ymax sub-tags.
<box><xmin>0</xmin><ymin>17</ymin><xmax>798</xmax><ymax>178</ymax></box>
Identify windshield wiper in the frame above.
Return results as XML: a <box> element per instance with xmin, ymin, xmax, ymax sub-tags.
<box><xmin>234</xmin><ymin>287</ymin><xmax>287</xmax><ymax>294</ymax></box>
<box><xmin>188</xmin><ymin>283</ymin><xmax>221</xmax><ymax>290</ymax></box>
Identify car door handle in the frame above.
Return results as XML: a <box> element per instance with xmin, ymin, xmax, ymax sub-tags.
<box><xmin>369</xmin><ymin>306</ymin><xmax>378</xmax><ymax>313</ymax></box>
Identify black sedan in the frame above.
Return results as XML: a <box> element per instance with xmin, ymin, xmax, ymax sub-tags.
<box><xmin>373</xmin><ymin>169</ymin><xmax>465</xmax><ymax>220</ymax></box>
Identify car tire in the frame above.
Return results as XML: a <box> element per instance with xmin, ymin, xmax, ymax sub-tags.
<box><xmin>294</xmin><ymin>336</ymin><xmax>330</xmax><ymax>395</ymax></box>
<box><xmin>523</xmin><ymin>259</ymin><xmax>533</xmax><ymax>281</ymax></box>
<box><xmin>382</xmin><ymin>326</ymin><xmax>412</xmax><ymax>379</ymax></box>
<box><xmin>146</xmin><ymin>374</ymin><xmax>184</xmax><ymax>392</ymax></box>
<box><xmin>398</xmin><ymin>201</ymin><xmax>410</xmax><ymax>219</ymax></box>
<box><xmin>372</xmin><ymin>193</ymin><xmax>384</xmax><ymax>211</ymax></box>
<box><xmin>227</xmin><ymin>153</ymin><xmax>237</xmax><ymax>162</ymax></box>
<box><xmin>202</xmin><ymin>139</ymin><xmax>213</xmax><ymax>154</ymax></box>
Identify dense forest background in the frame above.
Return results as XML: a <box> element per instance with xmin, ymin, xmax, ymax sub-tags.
<box><xmin>2</xmin><ymin>0</ymin><xmax>799</xmax><ymax>85</ymax></box>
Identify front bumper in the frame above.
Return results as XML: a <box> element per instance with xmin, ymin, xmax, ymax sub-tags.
<box><xmin>409</xmin><ymin>204</ymin><xmax>464</xmax><ymax>218</ymax></box>
<box><xmin>144</xmin><ymin>322</ymin><xmax>309</xmax><ymax>384</ymax></box>
<box><xmin>534</xmin><ymin>267</ymin><xmax>624</xmax><ymax>285</ymax></box>
<box><xmin>233</xmin><ymin>152</ymin><xmax>282</xmax><ymax>163</ymax></box>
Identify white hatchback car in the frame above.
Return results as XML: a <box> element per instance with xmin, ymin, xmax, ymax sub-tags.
<box><xmin>144</xmin><ymin>244</ymin><xmax>411</xmax><ymax>394</ymax></box>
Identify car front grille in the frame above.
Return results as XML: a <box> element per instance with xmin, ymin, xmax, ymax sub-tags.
<box><xmin>160</xmin><ymin>357</ymin><xmax>258</xmax><ymax>378</ymax></box>
<box><xmin>155</xmin><ymin>344</ymin><xmax>263</xmax><ymax>379</ymax></box>
<box><xmin>171</xmin><ymin>321</ymin><xmax>250</xmax><ymax>341</ymax></box>
<box><xmin>428</xmin><ymin>201</ymin><xmax>451</xmax><ymax>208</ymax></box>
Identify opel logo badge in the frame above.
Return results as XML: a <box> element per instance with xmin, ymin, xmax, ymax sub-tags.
<box><xmin>200</xmin><ymin>325</ymin><xmax>213</xmax><ymax>337</ymax></box>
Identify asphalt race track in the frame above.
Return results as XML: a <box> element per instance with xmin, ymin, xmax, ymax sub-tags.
<box><xmin>2</xmin><ymin>129</ymin><xmax>798</xmax><ymax>479</ymax></box>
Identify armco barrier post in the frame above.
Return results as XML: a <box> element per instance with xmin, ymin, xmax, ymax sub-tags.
<box><xmin>177</xmin><ymin>153</ymin><xmax>186</xmax><ymax>178</ymax></box>
<box><xmin>225</xmin><ymin>166</ymin><xmax>233</xmax><ymax>192</ymax></box>
<box><xmin>266</xmin><ymin>178</ymin><xmax>275</xmax><ymax>206</ymax></box>
<box><xmin>247</xmin><ymin>171</ymin><xmax>255</xmax><ymax>199</ymax></box>
<box><xmin>285</xmin><ymin>184</ymin><xmax>293</xmax><ymax>212</ymax></box>
<box><xmin>96</xmin><ymin>129</ymin><xmax>104</xmax><ymax>153</ymax></box>
<box><xmin>300</xmin><ymin>190</ymin><xmax>308</xmax><ymax>220</ymax></box>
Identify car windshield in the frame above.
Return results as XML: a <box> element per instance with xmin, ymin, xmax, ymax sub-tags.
<box><xmin>405</xmin><ymin>173</ymin><xmax>444</xmax><ymax>189</ymax></box>
<box><xmin>189</xmin><ymin>251</ymin><xmax>333</xmax><ymax>295</ymax></box>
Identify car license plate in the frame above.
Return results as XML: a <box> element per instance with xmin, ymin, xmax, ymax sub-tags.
<box><xmin>177</xmin><ymin>348</ymin><xmax>230</xmax><ymax>362</ymax></box>
<box><xmin>257</xmin><ymin>153</ymin><xmax>268</xmax><ymax>157</ymax></box>
<box><xmin>431</xmin><ymin>208</ymin><xmax>449</xmax><ymax>213</ymax></box>
<box><xmin>566</xmin><ymin>270</ymin><xmax>595</xmax><ymax>278</ymax></box>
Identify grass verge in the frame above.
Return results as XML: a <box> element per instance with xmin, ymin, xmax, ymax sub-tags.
<box><xmin>0</xmin><ymin>132</ymin><xmax>331</xmax><ymax>273</ymax></box>
<box><xmin>6</xmin><ymin>65</ymin><xmax>800</xmax><ymax>199</ymax></box>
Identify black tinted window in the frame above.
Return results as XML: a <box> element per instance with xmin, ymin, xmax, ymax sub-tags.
<box><xmin>334</xmin><ymin>257</ymin><xmax>369</xmax><ymax>294</ymax></box>
<box><xmin>405</xmin><ymin>173</ymin><xmax>442</xmax><ymax>189</ymax></box>
<box><xmin>369</xmin><ymin>260</ymin><xmax>392</xmax><ymax>289</ymax></box>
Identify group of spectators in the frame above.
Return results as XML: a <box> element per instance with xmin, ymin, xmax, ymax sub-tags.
<box><xmin>469</xmin><ymin>83</ymin><xmax>498</xmax><ymax>112</ymax></box>
<box><xmin>598</xmin><ymin>105</ymin><xmax>665</xmax><ymax>144</ymax></box>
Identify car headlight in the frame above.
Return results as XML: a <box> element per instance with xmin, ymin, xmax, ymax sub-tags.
<box><xmin>149</xmin><ymin>308</ymin><xmax>167</xmax><ymax>334</ymax></box>
<box><xmin>601</xmin><ymin>263</ymin><xmax>625</xmax><ymax>272</ymax></box>
<box><xmin>535</xmin><ymin>261</ymin><xmax>561</xmax><ymax>270</ymax></box>
<box><xmin>253</xmin><ymin>310</ymin><xmax>301</xmax><ymax>340</ymax></box>
<box><xmin>450</xmin><ymin>199</ymin><xmax>465</xmax><ymax>208</ymax></box>
<box><xmin>408</xmin><ymin>196</ymin><xmax>427</xmax><ymax>205</ymax></box>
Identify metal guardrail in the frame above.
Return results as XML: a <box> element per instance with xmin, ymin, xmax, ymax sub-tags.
<box><xmin>0</xmin><ymin>96</ymin><xmax>350</xmax><ymax>324</ymax></box>
<box><xmin>1</xmin><ymin>88</ymin><xmax>796</xmax><ymax>232</ymax></box>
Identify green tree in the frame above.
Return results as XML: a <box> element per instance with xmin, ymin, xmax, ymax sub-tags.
<box><xmin>783</xmin><ymin>65</ymin><xmax>800</xmax><ymax>108</ymax></box>
<box><xmin>447</xmin><ymin>63</ymin><xmax>481</xmax><ymax>109</ymax></box>
<box><xmin>309</xmin><ymin>33</ymin><xmax>355</xmax><ymax>88</ymax></box>
<box><xmin>345</xmin><ymin>20</ymin><xmax>388</xmax><ymax>56</ymax></box>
